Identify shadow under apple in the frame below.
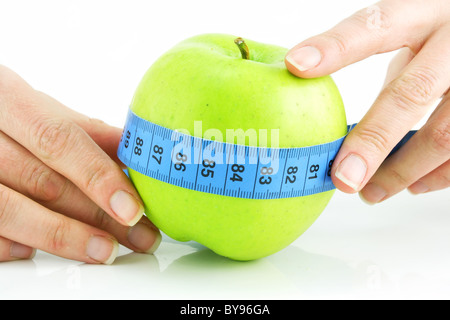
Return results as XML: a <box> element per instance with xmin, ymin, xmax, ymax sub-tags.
<box><xmin>155</xmin><ymin>239</ymin><xmax>355</xmax><ymax>299</ymax></box>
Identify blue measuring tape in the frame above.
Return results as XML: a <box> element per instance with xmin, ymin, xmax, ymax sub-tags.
<box><xmin>118</xmin><ymin>109</ymin><xmax>416</xmax><ymax>200</ymax></box>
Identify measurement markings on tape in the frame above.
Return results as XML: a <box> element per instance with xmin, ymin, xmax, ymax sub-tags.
<box><xmin>118</xmin><ymin>109</ymin><xmax>415</xmax><ymax>200</ymax></box>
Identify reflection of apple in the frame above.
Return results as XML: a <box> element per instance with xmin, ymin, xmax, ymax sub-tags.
<box><xmin>128</xmin><ymin>34</ymin><xmax>347</xmax><ymax>261</ymax></box>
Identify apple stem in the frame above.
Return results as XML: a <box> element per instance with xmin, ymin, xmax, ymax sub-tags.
<box><xmin>234</xmin><ymin>37</ymin><xmax>250</xmax><ymax>60</ymax></box>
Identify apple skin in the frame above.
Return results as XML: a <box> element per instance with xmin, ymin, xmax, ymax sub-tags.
<box><xmin>128</xmin><ymin>33</ymin><xmax>347</xmax><ymax>261</ymax></box>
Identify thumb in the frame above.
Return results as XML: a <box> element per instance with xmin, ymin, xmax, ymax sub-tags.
<box><xmin>284</xmin><ymin>1</ymin><xmax>435</xmax><ymax>78</ymax></box>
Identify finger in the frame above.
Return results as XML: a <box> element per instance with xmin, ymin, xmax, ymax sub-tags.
<box><xmin>382</xmin><ymin>47</ymin><xmax>415</xmax><ymax>89</ymax></box>
<box><xmin>0</xmin><ymin>65</ymin><xmax>143</xmax><ymax>226</ymax></box>
<box><xmin>0</xmin><ymin>183</ymin><xmax>119</xmax><ymax>264</ymax></box>
<box><xmin>331</xmin><ymin>25</ymin><xmax>450</xmax><ymax>194</ymax></box>
<box><xmin>0</xmin><ymin>236</ymin><xmax>35</xmax><ymax>262</ymax></box>
<box><xmin>408</xmin><ymin>160</ymin><xmax>450</xmax><ymax>194</ymax></box>
<box><xmin>81</xmin><ymin>118</ymin><xmax>125</xmax><ymax>168</ymax></box>
<box><xmin>359</xmin><ymin>92</ymin><xmax>450</xmax><ymax>203</ymax></box>
<box><xmin>285</xmin><ymin>0</ymin><xmax>443</xmax><ymax>77</ymax></box>
<box><xmin>0</xmin><ymin>130</ymin><xmax>68</xmax><ymax>203</ymax></box>
<box><xmin>0</xmin><ymin>131</ymin><xmax>160</xmax><ymax>254</ymax></box>
<box><xmin>34</xmin><ymin>91</ymin><xmax>125</xmax><ymax>166</ymax></box>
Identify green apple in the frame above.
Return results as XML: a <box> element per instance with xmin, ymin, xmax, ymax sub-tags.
<box><xmin>128</xmin><ymin>33</ymin><xmax>347</xmax><ymax>261</ymax></box>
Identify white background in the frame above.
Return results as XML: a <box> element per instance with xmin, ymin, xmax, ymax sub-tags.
<box><xmin>0</xmin><ymin>0</ymin><xmax>449</xmax><ymax>300</ymax></box>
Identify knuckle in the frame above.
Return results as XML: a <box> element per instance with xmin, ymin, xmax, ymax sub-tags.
<box><xmin>321</xmin><ymin>31</ymin><xmax>349</xmax><ymax>56</ymax></box>
<box><xmin>84</xmin><ymin>158</ymin><xmax>116</xmax><ymax>193</ymax></box>
<box><xmin>384</xmin><ymin>166</ymin><xmax>411</xmax><ymax>189</ymax></box>
<box><xmin>426</xmin><ymin>120</ymin><xmax>450</xmax><ymax>154</ymax></box>
<box><xmin>353</xmin><ymin>124</ymin><xmax>391</xmax><ymax>154</ymax></box>
<box><xmin>20</xmin><ymin>160</ymin><xmax>66</xmax><ymax>202</ymax></box>
<box><xmin>35</xmin><ymin>119</ymin><xmax>77</xmax><ymax>160</ymax></box>
<box><xmin>388</xmin><ymin>68</ymin><xmax>438</xmax><ymax>110</ymax></box>
<box><xmin>46</xmin><ymin>218</ymin><xmax>70</xmax><ymax>252</ymax></box>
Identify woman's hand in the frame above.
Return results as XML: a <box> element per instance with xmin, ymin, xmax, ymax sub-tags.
<box><xmin>0</xmin><ymin>65</ymin><xmax>161</xmax><ymax>263</ymax></box>
<box><xmin>285</xmin><ymin>0</ymin><xmax>450</xmax><ymax>204</ymax></box>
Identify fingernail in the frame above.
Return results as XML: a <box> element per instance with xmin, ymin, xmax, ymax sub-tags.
<box><xmin>86</xmin><ymin>236</ymin><xmax>119</xmax><ymax>265</ymax></box>
<box><xmin>110</xmin><ymin>190</ymin><xmax>144</xmax><ymax>226</ymax></box>
<box><xmin>335</xmin><ymin>154</ymin><xmax>367</xmax><ymax>191</ymax></box>
<box><xmin>359</xmin><ymin>183</ymin><xmax>387</xmax><ymax>204</ymax></box>
<box><xmin>408</xmin><ymin>181</ymin><xmax>430</xmax><ymax>194</ymax></box>
<box><xmin>10</xmin><ymin>242</ymin><xmax>36</xmax><ymax>259</ymax></box>
<box><xmin>286</xmin><ymin>46</ymin><xmax>322</xmax><ymax>71</ymax></box>
<box><xmin>128</xmin><ymin>223</ymin><xmax>162</xmax><ymax>254</ymax></box>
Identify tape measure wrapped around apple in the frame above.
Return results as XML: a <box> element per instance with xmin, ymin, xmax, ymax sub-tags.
<box><xmin>118</xmin><ymin>34</ymin><xmax>414</xmax><ymax>261</ymax></box>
